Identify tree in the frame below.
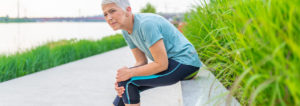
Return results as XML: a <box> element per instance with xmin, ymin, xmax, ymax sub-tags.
<box><xmin>140</xmin><ymin>3</ymin><xmax>156</xmax><ymax>13</ymax></box>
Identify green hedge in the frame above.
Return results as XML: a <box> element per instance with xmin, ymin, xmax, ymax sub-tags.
<box><xmin>0</xmin><ymin>34</ymin><xmax>127</xmax><ymax>82</ymax></box>
<box><xmin>183</xmin><ymin>0</ymin><xmax>299</xmax><ymax>105</ymax></box>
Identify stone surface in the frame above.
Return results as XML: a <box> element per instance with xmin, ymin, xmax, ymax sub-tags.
<box><xmin>181</xmin><ymin>68</ymin><xmax>241</xmax><ymax>106</ymax></box>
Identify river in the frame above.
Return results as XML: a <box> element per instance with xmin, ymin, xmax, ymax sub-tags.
<box><xmin>0</xmin><ymin>22</ymin><xmax>120</xmax><ymax>54</ymax></box>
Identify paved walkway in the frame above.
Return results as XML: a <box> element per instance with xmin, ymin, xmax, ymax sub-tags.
<box><xmin>0</xmin><ymin>47</ymin><xmax>182</xmax><ymax>106</ymax></box>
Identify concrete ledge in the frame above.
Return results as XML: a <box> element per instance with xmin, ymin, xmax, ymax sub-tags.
<box><xmin>181</xmin><ymin>68</ymin><xmax>241</xmax><ymax>106</ymax></box>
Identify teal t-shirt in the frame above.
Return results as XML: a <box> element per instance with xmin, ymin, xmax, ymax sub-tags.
<box><xmin>122</xmin><ymin>13</ymin><xmax>202</xmax><ymax>67</ymax></box>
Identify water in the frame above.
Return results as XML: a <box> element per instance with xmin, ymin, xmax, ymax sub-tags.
<box><xmin>0</xmin><ymin>22</ymin><xmax>120</xmax><ymax>54</ymax></box>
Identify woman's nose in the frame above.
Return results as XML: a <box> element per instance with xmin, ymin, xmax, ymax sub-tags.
<box><xmin>107</xmin><ymin>14</ymin><xmax>113</xmax><ymax>20</ymax></box>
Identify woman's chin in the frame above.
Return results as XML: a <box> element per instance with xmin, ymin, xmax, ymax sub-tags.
<box><xmin>112</xmin><ymin>28</ymin><xmax>118</xmax><ymax>31</ymax></box>
<box><xmin>112</xmin><ymin>27</ymin><xmax>120</xmax><ymax>31</ymax></box>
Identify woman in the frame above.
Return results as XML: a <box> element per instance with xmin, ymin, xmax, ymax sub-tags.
<box><xmin>101</xmin><ymin>0</ymin><xmax>202</xmax><ymax>106</ymax></box>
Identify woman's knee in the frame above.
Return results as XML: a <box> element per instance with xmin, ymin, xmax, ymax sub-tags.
<box><xmin>118</xmin><ymin>79</ymin><xmax>131</xmax><ymax>87</ymax></box>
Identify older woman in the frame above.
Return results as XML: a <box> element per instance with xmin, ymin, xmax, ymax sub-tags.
<box><xmin>101</xmin><ymin>0</ymin><xmax>202</xmax><ymax>106</ymax></box>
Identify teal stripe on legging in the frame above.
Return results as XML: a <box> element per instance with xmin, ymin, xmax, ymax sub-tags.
<box><xmin>125</xmin><ymin>63</ymin><xmax>181</xmax><ymax>104</ymax></box>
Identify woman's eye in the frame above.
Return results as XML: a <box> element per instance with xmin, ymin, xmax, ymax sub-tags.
<box><xmin>109</xmin><ymin>10</ymin><xmax>116</xmax><ymax>13</ymax></box>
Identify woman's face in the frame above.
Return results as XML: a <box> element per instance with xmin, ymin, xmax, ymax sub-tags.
<box><xmin>102</xmin><ymin>3</ymin><xmax>127</xmax><ymax>31</ymax></box>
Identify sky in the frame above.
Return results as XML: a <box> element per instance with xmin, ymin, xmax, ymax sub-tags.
<box><xmin>0</xmin><ymin>0</ymin><xmax>207</xmax><ymax>18</ymax></box>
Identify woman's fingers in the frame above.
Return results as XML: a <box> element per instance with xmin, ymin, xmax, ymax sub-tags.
<box><xmin>114</xmin><ymin>82</ymin><xmax>119</xmax><ymax>90</ymax></box>
<box><xmin>118</xmin><ymin>87</ymin><xmax>125</xmax><ymax>92</ymax></box>
<box><xmin>115</xmin><ymin>84</ymin><xmax>125</xmax><ymax>97</ymax></box>
<box><xmin>115</xmin><ymin>81</ymin><xmax>125</xmax><ymax>97</ymax></box>
<box><xmin>115</xmin><ymin>82</ymin><xmax>124</xmax><ymax>91</ymax></box>
<box><xmin>118</xmin><ymin>87</ymin><xmax>124</xmax><ymax>97</ymax></box>
<box><xmin>117</xmin><ymin>87</ymin><xmax>124</xmax><ymax>97</ymax></box>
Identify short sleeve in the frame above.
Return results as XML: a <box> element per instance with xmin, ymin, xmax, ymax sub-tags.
<box><xmin>140</xmin><ymin>21</ymin><xmax>163</xmax><ymax>48</ymax></box>
<box><xmin>122</xmin><ymin>31</ymin><xmax>137</xmax><ymax>49</ymax></box>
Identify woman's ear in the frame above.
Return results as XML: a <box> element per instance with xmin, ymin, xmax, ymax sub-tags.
<box><xmin>126</xmin><ymin>7</ymin><xmax>132</xmax><ymax>12</ymax></box>
<box><xmin>125</xmin><ymin>7</ymin><xmax>132</xmax><ymax>17</ymax></box>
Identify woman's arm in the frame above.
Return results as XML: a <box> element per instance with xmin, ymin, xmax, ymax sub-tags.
<box><xmin>116</xmin><ymin>39</ymin><xmax>168</xmax><ymax>82</ymax></box>
<box><xmin>130</xmin><ymin>39</ymin><xmax>168</xmax><ymax>76</ymax></box>
<box><xmin>131</xmin><ymin>48</ymin><xmax>148</xmax><ymax>67</ymax></box>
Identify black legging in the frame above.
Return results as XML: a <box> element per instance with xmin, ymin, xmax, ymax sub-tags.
<box><xmin>113</xmin><ymin>58</ymin><xmax>200</xmax><ymax>105</ymax></box>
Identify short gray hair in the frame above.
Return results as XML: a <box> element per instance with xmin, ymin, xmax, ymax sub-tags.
<box><xmin>101</xmin><ymin>0</ymin><xmax>130</xmax><ymax>10</ymax></box>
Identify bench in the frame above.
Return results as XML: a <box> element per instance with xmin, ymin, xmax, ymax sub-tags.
<box><xmin>180</xmin><ymin>68</ymin><xmax>241</xmax><ymax>106</ymax></box>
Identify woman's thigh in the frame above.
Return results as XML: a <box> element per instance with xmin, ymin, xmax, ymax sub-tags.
<box><xmin>122</xmin><ymin>59</ymin><xmax>199</xmax><ymax>88</ymax></box>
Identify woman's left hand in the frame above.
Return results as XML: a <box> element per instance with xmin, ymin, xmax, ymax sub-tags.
<box><xmin>116</xmin><ymin>66</ymin><xmax>133</xmax><ymax>82</ymax></box>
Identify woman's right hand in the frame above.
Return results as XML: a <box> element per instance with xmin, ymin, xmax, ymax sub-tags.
<box><xmin>115</xmin><ymin>82</ymin><xmax>125</xmax><ymax>97</ymax></box>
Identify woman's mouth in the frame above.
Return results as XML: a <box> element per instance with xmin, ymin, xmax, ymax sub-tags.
<box><xmin>111</xmin><ymin>22</ymin><xmax>117</xmax><ymax>26</ymax></box>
